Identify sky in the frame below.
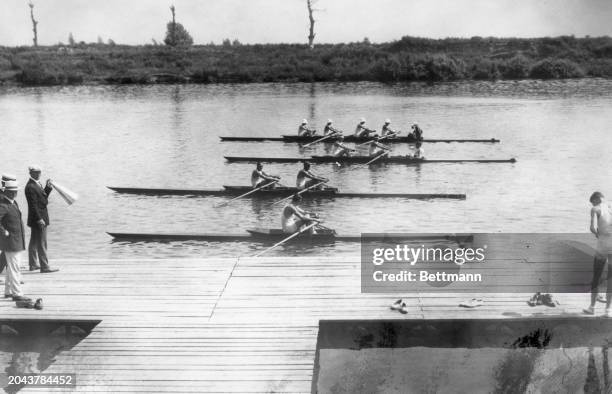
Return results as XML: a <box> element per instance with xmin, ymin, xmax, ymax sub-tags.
<box><xmin>1</xmin><ymin>0</ymin><xmax>612</xmax><ymax>46</ymax></box>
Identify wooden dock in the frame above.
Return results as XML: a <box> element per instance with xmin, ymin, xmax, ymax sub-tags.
<box><xmin>0</xmin><ymin>248</ymin><xmax>598</xmax><ymax>393</ymax></box>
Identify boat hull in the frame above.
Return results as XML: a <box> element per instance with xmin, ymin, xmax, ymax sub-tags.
<box><xmin>224</xmin><ymin>156</ymin><xmax>517</xmax><ymax>164</ymax></box>
<box><xmin>107</xmin><ymin>230</ymin><xmax>473</xmax><ymax>244</ymax></box>
<box><xmin>219</xmin><ymin>135</ymin><xmax>501</xmax><ymax>144</ymax></box>
<box><xmin>107</xmin><ymin>186</ymin><xmax>466</xmax><ymax>200</ymax></box>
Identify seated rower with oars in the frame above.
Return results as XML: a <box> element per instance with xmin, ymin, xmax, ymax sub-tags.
<box><xmin>281</xmin><ymin>194</ymin><xmax>320</xmax><ymax>235</ymax></box>
<box><xmin>354</xmin><ymin>118</ymin><xmax>378</xmax><ymax>138</ymax></box>
<box><xmin>381</xmin><ymin>119</ymin><xmax>399</xmax><ymax>139</ymax></box>
<box><xmin>251</xmin><ymin>162</ymin><xmax>281</xmax><ymax>189</ymax></box>
<box><xmin>367</xmin><ymin>140</ymin><xmax>392</xmax><ymax>157</ymax></box>
<box><xmin>297</xmin><ymin>162</ymin><xmax>328</xmax><ymax>190</ymax></box>
<box><xmin>411</xmin><ymin>122</ymin><xmax>423</xmax><ymax>141</ymax></box>
<box><xmin>298</xmin><ymin>119</ymin><xmax>317</xmax><ymax>137</ymax></box>
<box><xmin>323</xmin><ymin>119</ymin><xmax>342</xmax><ymax>136</ymax></box>
<box><xmin>332</xmin><ymin>135</ymin><xmax>357</xmax><ymax>157</ymax></box>
<box><xmin>411</xmin><ymin>142</ymin><xmax>425</xmax><ymax>159</ymax></box>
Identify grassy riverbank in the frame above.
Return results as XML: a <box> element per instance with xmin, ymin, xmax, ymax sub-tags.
<box><xmin>1</xmin><ymin>35</ymin><xmax>612</xmax><ymax>86</ymax></box>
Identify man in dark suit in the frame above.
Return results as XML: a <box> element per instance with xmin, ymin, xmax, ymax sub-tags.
<box><xmin>0</xmin><ymin>180</ymin><xmax>30</xmax><ymax>301</ymax></box>
<box><xmin>24</xmin><ymin>165</ymin><xmax>59</xmax><ymax>273</ymax></box>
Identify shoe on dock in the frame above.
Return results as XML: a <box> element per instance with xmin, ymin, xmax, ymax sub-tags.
<box><xmin>527</xmin><ymin>292</ymin><xmax>542</xmax><ymax>307</ymax></box>
<box><xmin>399</xmin><ymin>302</ymin><xmax>409</xmax><ymax>314</ymax></box>
<box><xmin>597</xmin><ymin>295</ymin><xmax>607</xmax><ymax>303</ymax></box>
<box><xmin>459</xmin><ymin>298</ymin><xmax>484</xmax><ymax>308</ymax></box>
<box><xmin>583</xmin><ymin>306</ymin><xmax>595</xmax><ymax>315</ymax></box>
<box><xmin>540</xmin><ymin>294</ymin><xmax>558</xmax><ymax>307</ymax></box>
<box><xmin>390</xmin><ymin>299</ymin><xmax>403</xmax><ymax>310</ymax></box>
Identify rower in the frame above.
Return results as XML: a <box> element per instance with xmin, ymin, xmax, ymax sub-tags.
<box><xmin>332</xmin><ymin>136</ymin><xmax>356</xmax><ymax>157</ymax></box>
<box><xmin>251</xmin><ymin>162</ymin><xmax>281</xmax><ymax>188</ymax></box>
<box><xmin>411</xmin><ymin>123</ymin><xmax>423</xmax><ymax>141</ymax></box>
<box><xmin>367</xmin><ymin>140</ymin><xmax>392</xmax><ymax>157</ymax></box>
<box><xmin>381</xmin><ymin>119</ymin><xmax>399</xmax><ymax>138</ymax></box>
<box><xmin>298</xmin><ymin>119</ymin><xmax>316</xmax><ymax>137</ymax></box>
<box><xmin>412</xmin><ymin>142</ymin><xmax>425</xmax><ymax>159</ymax></box>
<box><xmin>354</xmin><ymin>118</ymin><xmax>377</xmax><ymax>138</ymax></box>
<box><xmin>281</xmin><ymin>194</ymin><xmax>319</xmax><ymax>234</ymax></box>
<box><xmin>297</xmin><ymin>162</ymin><xmax>328</xmax><ymax>190</ymax></box>
<box><xmin>323</xmin><ymin>119</ymin><xmax>341</xmax><ymax>136</ymax></box>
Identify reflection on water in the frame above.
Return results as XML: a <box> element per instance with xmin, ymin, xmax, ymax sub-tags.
<box><xmin>1</xmin><ymin>80</ymin><xmax>611</xmax><ymax>258</ymax></box>
<box><xmin>316</xmin><ymin>319</ymin><xmax>612</xmax><ymax>394</ymax></box>
<box><xmin>0</xmin><ymin>324</ymin><xmax>89</xmax><ymax>393</ymax></box>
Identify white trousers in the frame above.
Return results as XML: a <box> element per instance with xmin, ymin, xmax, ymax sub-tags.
<box><xmin>4</xmin><ymin>251</ymin><xmax>23</xmax><ymax>297</ymax></box>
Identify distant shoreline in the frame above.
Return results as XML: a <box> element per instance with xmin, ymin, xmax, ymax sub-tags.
<box><xmin>1</xmin><ymin>36</ymin><xmax>611</xmax><ymax>87</ymax></box>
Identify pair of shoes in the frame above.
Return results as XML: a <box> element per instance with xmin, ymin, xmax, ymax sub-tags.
<box><xmin>29</xmin><ymin>266</ymin><xmax>41</xmax><ymax>271</ymax></box>
<box><xmin>15</xmin><ymin>298</ymin><xmax>42</xmax><ymax>309</ymax></box>
<box><xmin>390</xmin><ymin>299</ymin><xmax>408</xmax><ymax>314</ymax></box>
<box><xmin>12</xmin><ymin>295</ymin><xmax>32</xmax><ymax>302</ymax></box>
<box><xmin>40</xmin><ymin>267</ymin><xmax>59</xmax><ymax>273</ymax></box>
<box><xmin>527</xmin><ymin>292</ymin><xmax>559</xmax><ymax>307</ymax></box>
<box><xmin>459</xmin><ymin>298</ymin><xmax>484</xmax><ymax>308</ymax></box>
<box><xmin>583</xmin><ymin>306</ymin><xmax>595</xmax><ymax>315</ymax></box>
<box><xmin>527</xmin><ymin>292</ymin><xmax>542</xmax><ymax>307</ymax></box>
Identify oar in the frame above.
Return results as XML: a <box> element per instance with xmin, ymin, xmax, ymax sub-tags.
<box><xmin>302</xmin><ymin>132</ymin><xmax>340</xmax><ymax>148</ymax></box>
<box><xmin>252</xmin><ymin>222</ymin><xmax>319</xmax><ymax>257</ymax></box>
<box><xmin>215</xmin><ymin>180</ymin><xmax>279</xmax><ymax>207</ymax></box>
<box><xmin>365</xmin><ymin>151</ymin><xmax>390</xmax><ymax>166</ymax></box>
<box><xmin>271</xmin><ymin>181</ymin><xmax>327</xmax><ymax>205</ymax></box>
<box><xmin>356</xmin><ymin>134</ymin><xmax>390</xmax><ymax>147</ymax></box>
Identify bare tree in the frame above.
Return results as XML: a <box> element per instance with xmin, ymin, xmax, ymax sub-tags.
<box><xmin>170</xmin><ymin>5</ymin><xmax>176</xmax><ymax>46</ymax></box>
<box><xmin>306</xmin><ymin>0</ymin><xmax>316</xmax><ymax>49</ymax></box>
<box><xmin>28</xmin><ymin>1</ymin><xmax>38</xmax><ymax>47</ymax></box>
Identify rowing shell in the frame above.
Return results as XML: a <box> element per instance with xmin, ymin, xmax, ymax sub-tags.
<box><xmin>220</xmin><ymin>135</ymin><xmax>501</xmax><ymax>144</ymax></box>
<box><xmin>107</xmin><ymin>186</ymin><xmax>466</xmax><ymax>200</ymax></box>
<box><xmin>224</xmin><ymin>155</ymin><xmax>517</xmax><ymax>164</ymax></box>
<box><xmin>108</xmin><ymin>228</ymin><xmax>474</xmax><ymax>244</ymax></box>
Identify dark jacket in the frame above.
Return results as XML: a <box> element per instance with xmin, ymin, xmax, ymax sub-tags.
<box><xmin>0</xmin><ymin>196</ymin><xmax>26</xmax><ymax>252</ymax></box>
<box><xmin>25</xmin><ymin>178</ymin><xmax>52</xmax><ymax>227</ymax></box>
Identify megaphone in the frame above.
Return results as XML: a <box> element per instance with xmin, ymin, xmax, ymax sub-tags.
<box><xmin>49</xmin><ymin>181</ymin><xmax>78</xmax><ymax>205</ymax></box>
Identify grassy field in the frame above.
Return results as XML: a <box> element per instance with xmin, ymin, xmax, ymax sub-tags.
<box><xmin>1</xmin><ymin>35</ymin><xmax>612</xmax><ymax>86</ymax></box>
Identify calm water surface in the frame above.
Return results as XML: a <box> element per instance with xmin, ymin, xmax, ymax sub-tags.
<box><xmin>0</xmin><ymin>80</ymin><xmax>611</xmax><ymax>258</ymax></box>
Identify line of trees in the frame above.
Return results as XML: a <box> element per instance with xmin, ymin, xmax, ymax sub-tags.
<box><xmin>3</xmin><ymin>35</ymin><xmax>611</xmax><ymax>86</ymax></box>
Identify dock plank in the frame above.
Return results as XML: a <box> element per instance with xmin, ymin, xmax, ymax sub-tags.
<box><xmin>0</xmin><ymin>249</ymin><xmax>595</xmax><ymax>393</ymax></box>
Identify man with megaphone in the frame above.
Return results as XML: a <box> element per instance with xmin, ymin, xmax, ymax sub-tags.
<box><xmin>24</xmin><ymin>165</ymin><xmax>59</xmax><ymax>273</ymax></box>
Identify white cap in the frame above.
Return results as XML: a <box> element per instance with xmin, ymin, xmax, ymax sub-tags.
<box><xmin>327</xmin><ymin>119</ymin><xmax>333</xmax><ymax>124</ymax></box>
<box><xmin>1</xmin><ymin>173</ymin><xmax>16</xmax><ymax>182</ymax></box>
<box><xmin>3</xmin><ymin>180</ymin><xmax>19</xmax><ymax>191</ymax></box>
<box><xmin>359</xmin><ymin>118</ymin><xmax>366</xmax><ymax>123</ymax></box>
<box><xmin>28</xmin><ymin>165</ymin><xmax>42</xmax><ymax>172</ymax></box>
<box><xmin>413</xmin><ymin>122</ymin><xmax>418</xmax><ymax>126</ymax></box>
<box><xmin>301</xmin><ymin>119</ymin><xmax>308</xmax><ymax>124</ymax></box>
<box><xmin>384</xmin><ymin>119</ymin><xmax>390</xmax><ymax>124</ymax></box>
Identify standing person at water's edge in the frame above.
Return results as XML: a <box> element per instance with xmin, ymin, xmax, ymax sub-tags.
<box><xmin>0</xmin><ymin>174</ymin><xmax>17</xmax><ymax>275</ymax></box>
<box><xmin>25</xmin><ymin>165</ymin><xmax>59</xmax><ymax>273</ymax></box>
<box><xmin>0</xmin><ymin>180</ymin><xmax>29</xmax><ymax>301</ymax></box>
<box><xmin>584</xmin><ymin>192</ymin><xmax>612</xmax><ymax>317</ymax></box>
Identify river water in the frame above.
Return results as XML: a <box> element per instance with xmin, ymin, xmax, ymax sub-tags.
<box><xmin>0</xmin><ymin>79</ymin><xmax>611</xmax><ymax>258</ymax></box>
